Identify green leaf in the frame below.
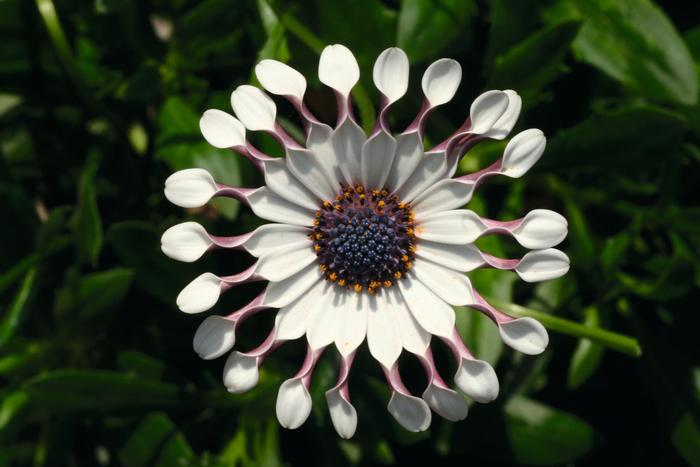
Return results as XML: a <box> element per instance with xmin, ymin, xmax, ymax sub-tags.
<box><xmin>70</xmin><ymin>151</ymin><xmax>103</xmax><ymax>266</ymax></box>
<box><xmin>541</xmin><ymin>105</ymin><xmax>685</xmax><ymax>171</ymax></box>
<box><xmin>488</xmin><ymin>20</ymin><xmax>581</xmax><ymax>97</ymax></box>
<box><xmin>0</xmin><ymin>391</ymin><xmax>30</xmax><ymax>441</ymax></box>
<box><xmin>23</xmin><ymin>370</ymin><xmax>182</xmax><ymax>412</ymax></box>
<box><xmin>567</xmin><ymin>306</ymin><xmax>605</xmax><ymax>389</ymax></box>
<box><xmin>0</xmin><ymin>268</ymin><xmax>38</xmax><ymax>351</ymax></box>
<box><xmin>672</xmin><ymin>412</ymin><xmax>700</xmax><ymax>467</ymax></box>
<box><xmin>544</xmin><ymin>0</ymin><xmax>698</xmax><ymax>105</ymax></box>
<box><xmin>504</xmin><ymin>396</ymin><xmax>595</xmax><ymax>465</ymax></box>
<box><xmin>54</xmin><ymin>268</ymin><xmax>133</xmax><ymax>317</ymax></box>
<box><xmin>116</xmin><ymin>351</ymin><xmax>165</xmax><ymax>381</ymax></box>
<box><xmin>118</xmin><ymin>412</ymin><xmax>194</xmax><ymax>467</ymax></box>
<box><xmin>397</xmin><ymin>0</ymin><xmax>476</xmax><ymax>62</ymax></box>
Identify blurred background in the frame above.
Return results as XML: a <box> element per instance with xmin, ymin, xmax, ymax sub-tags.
<box><xmin>1</xmin><ymin>0</ymin><xmax>700</xmax><ymax>465</ymax></box>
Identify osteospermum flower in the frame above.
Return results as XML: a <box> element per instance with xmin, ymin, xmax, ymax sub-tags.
<box><xmin>161</xmin><ymin>44</ymin><xmax>569</xmax><ymax>437</ymax></box>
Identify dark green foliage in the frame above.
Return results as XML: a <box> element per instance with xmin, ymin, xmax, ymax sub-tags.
<box><xmin>0</xmin><ymin>0</ymin><xmax>699</xmax><ymax>465</ymax></box>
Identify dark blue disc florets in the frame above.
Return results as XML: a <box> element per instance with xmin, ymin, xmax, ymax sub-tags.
<box><xmin>311</xmin><ymin>185</ymin><xmax>416</xmax><ymax>294</ymax></box>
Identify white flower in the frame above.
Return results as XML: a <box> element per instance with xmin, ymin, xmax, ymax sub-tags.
<box><xmin>162</xmin><ymin>44</ymin><xmax>569</xmax><ymax>437</ymax></box>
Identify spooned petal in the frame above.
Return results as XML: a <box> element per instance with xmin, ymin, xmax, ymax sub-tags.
<box><xmin>367</xmin><ymin>293</ymin><xmax>403</xmax><ymax>368</ymax></box>
<box><xmin>326</xmin><ymin>388</ymin><xmax>357</xmax><ymax>439</ymax></box>
<box><xmin>223</xmin><ymin>351</ymin><xmax>259</xmax><ymax>393</ymax></box>
<box><xmin>373</xmin><ymin>47</ymin><xmax>409</xmax><ymax>103</ymax></box>
<box><xmin>415</xmin><ymin>240</ymin><xmax>484</xmax><ymax>272</ymax></box>
<box><xmin>384</xmin><ymin>132</ymin><xmax>424</xmax><ymax>192</ymax></box>
<box><xmin>276</xmin><ymin>378</ymin><xmax>312</xmax><ymax>429</ymax></box>
<box><xmin>421</xmin><ymin>58</ymin><xmax>461</xmax><ymax>106</ymax></box>
<box><xmin>200</xmin><ymin>109</ymin><xmax>246</xmax><ymax>149</ymax></box>
<box><xmin>193</xmin><ymin>315</ymin><xmax>236</xmax><ymax>360</ymax></box>
<box><xmin>411</xmin><ymin>178</ymin><xmax>475</xmax><ymax>218</ymax></box>
<box><xmin>319</xmin><ymin>44</ymin><xmax>360</xmax><ymax>96</ymax></box>
<box><xmin>499</xmin><ymin>317</ymin><xmax>549</xmax><ymax>355</ymax></box>
<box><xmin>255</xmin><ymin>242</ymin><xmax>316</xmax><ymax>282</ymax></box>
<box><xmin>512</xmin><ymin>210</ymin><xmax>568</xmax><ymax>249</ymax></box>
<box><xmin>255</xmin><ymin>59</ymin><xmax>307</xmax><ymax>100</ymax></box>
<box><xmin>454</xmin><ymin>358</ymin><xmax>499</xmax><ymax>403</ymax></box>
<box><xmin>335</xmin><ymin>291</ymin><xmax>368</xmax><ymax>356</ymax></box>
<box><xmin>482</xmin><ymin>89</ymin><xmax>521</xmax><ymax>140</ymax></box>
<box><xmin>275</xmin><ymin>280</ymin><xmax>326</xmax><ymax>340</ymax></box>
<box><xmin>177</xmin><ymin>273</ymin><xmax>222</xmax><ymax>314</ymax></box>
<box><xmin>468</xmin><ymin>90</ymin><xmax>510</xmax><ymax>135</ymax></box>
<box><xmin>388</xmin><ymin>392</ymin><xmax>432</xmax><ymax>432</ymax></box>
<box><xmin>412</xmin><ymin>258</ymin><xmax>474</xmax><ymax>306</ymax></box>
<box><xmin>285</xmin><ymin>148</ymin><xmax>337</xmax><ymax>201</ymax></box>
<box><xmin>386</xmin><ymin>288</ymin><xmax>430</xmax><ymax>355</ymax></box>
<box><xmin>396</xmin><ymin>152</ymin><xmax>447</xmax><ymax>202</ymax></box>
<box><xmin>243</xmin><ymin>224</ymin><xmax>310</xmax><ymax>257</ymax></box>
<box><xmin>307</xmin><ymin>284</ymin><xmax>343</xmax><ymax>349</ymax></box>
<box><xmin>515</xmin><ymin>249</ymin><xmax>570</xmax><ymax>282</ymax></box>
<box><xmin>422</xmin><ymin>384</ymin><xmax>468</xmax><ymax>421</ymax></box>
<box><xmin>501</xmin><ymin>128</ymin><xmax>546</xmax><ymax>178</ymax></box>
<box><xmin>161</xmin><ymin>222</ymin><xmax>212</xmax><ymax>262</ymax></box>
<box><xmin>231</xmin><ymin>85</ymin><xmax>276</xmax><ymax>132</ymax></box>
<box><xmin>164</xmin><ymin>168</ymin><xmax>217</xmax><ymax>208</ymax></box>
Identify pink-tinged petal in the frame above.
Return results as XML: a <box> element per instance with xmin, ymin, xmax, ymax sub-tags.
<box><xmin>223</xmin><ymin>351</ymin><xmax>260</xmax><ymax>393</ymax></box>
<box><xmin>192</xmin><ymin>316</ymin><xmax>236</xmax><ymax>360</ymax></box>
<box><xmin>501</xmin><ymin>128</ymin><xmax>546</xmax><ymax>178</ymax></box>
<box><xmin>319</xmin><ymin>44</ymin><xmax>360</xmax><ymax>97</ymax></box>
<box><xmin>514</xmin><ymin>248</ymin><xmax>570</xmax><ymax>282</ymax></box>
<box><xmin>499</xmin><ymin>317</ymin><xmax>549</xmax><ymax>355</ymax></box>
<box><xmin>441</xmin><ymin>328</ymin><xmax>499</xmax><ymax>402</ymax></box>
<box><xmin>468</xmin><ymin>90</ymin><xmax>510</xmax><ymax>135</ymax></box>
<box><xmin>247</xmin><ymin>187</ymin><xmax>315</xmax><ymax>226</ymax></box>
<box><xmin>421</xmin><ymin>58</ymin><xmax>461</xmax><ymax>106</ymax></box>
<box><xmin>415</xmin><ymin>209</ymin><xmax>487</xmax><ymax>244</ymax></box>
<box><xmin>276</xmin><ymin>378</ymin><xmax>312</xmax><ymax>429</ymax></box>
<box><xmin>325</xmin><ymin>352</ymin><xmax>357</xmax><ymax>439</ymax></box>
<box><xmin>416</xmin><ymin>351</ymin><xmax>468</xmax><ymax>421</ymax></box>
<box><xmin>361</xmin><ymin>130</ymin><xmax>396</xmax><ymax>189</ymax></box>
<box><xmin>263</xmin><ymin>159</ymin><xmax>320</xmax><ymax>210</ymax></box>
<box><xmin>176</xmin><ymin>272</ymin><xmax>223</xmax><ymax>314</ymax></box>
<box><xmin>230</xmin><ymin>85</ymin><xmax>276</xmax><ymax>132</ymax></box>
<box><xmin>482</xmin><ymin>89</ymin><xmax>521</xmax><ymax>140</ymax></box>
<box><xmin>384</xmin><ymin>364</ymin><xmax>432</xmax><ymax>432</ymax></box>
<box><xmin>164</xmin><ymin>168</ymin><xmax>217</xmax><ymax>208</ymax></box>
<box><xmin>161</xmin><ymin>222</ymin><xmax>212</xmax><ymax>262</ymax></box>
<box><xmin>510</xmin><ymin>209</ymin><xmax>568</xmax><ymax>249</ymax></box>
<box><xmin>373</xmin><ymin>47</ymin><xmax>409</xmax><ymax>104</ymax></box>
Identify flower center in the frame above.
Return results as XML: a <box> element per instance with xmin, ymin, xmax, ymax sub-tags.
<box><xmin>311</xmin><ymin>185</ymin><xmax>416</xmax><ymax>294</ymax></box>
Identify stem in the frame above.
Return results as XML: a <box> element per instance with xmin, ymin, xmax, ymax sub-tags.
<box><xmin>486</xmin><ymin>297</ymin><xmax>642</xmax><ymax>357</ymax></box>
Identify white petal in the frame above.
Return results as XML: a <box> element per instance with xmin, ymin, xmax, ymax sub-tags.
<box><xmin>326</xmin><ymin>389</ymin><xmax>358</xmax><ymax>439</ymax></box>
<box><xmin>387</xmin><ymin>288</ymin><xmax>430</xmax><ymax>355</ymax></box>
<box><xmin>396</xmin><ymin>152</ymin><xmax>447</xmax><ymax>202</ymax></box>
<box><xmin>199</xmin><ymin>109</ymin><xmax>246</xmax><ymax>149</ymax></box>
<box><xmin>422</xmin><ymin>384</ymin><xmax>468</xmax><ymax>421</ymax></box>
<box><xmin>482</xmin><ymin>90</ymin><xmax>521</xmax><ymax>140</ymax></box>
<box><xmin>285</xmin><ymin>148</ymin><xmax>337</xmax><ymax>201</ymax></box>
<box><xmin>255</xmin><ymin>59</ymin><xmax>307</xmax><ymax>100</ymax></box>
<box><xmin>263</xmin><ymin>262</ymin><xmax>323</xmax><ymax>308</ymax></box>
<box><xmin>255</xmin><ymin>242</ymin><xmax>316</xmax><ymax>282</ymax></box>
<box><xmin>318</xmin><ymin>44</ymin><xmax>359</xmax><ymax>96</ymax></box>
<box><xmin>421</xmin><ymin>58</ymin><xmax>461</xmax><ymax>106</ymax></box>
<box><xmin>176</xmin><ymin>273</ymin><xmax>221</xmax><ymax>314</ymax></box>
<box><xmin>335</xmin><ymin>291</ymin><xmax>368</xmax><ymax>356</ymax></box>
<box><xmin>415</xmin><ymin>240</ymin><xmax>484</xmax><ymax>272</ymax></box>
<box><xmin>243</xmin><ymin>224</ymin><xmax>310</xmax><ymax>257</ymax></box>
<box><xmin>161</xmin><ymin>222</ymin><xmax>212</xmax><ymax>262</ymax></box>
<box><xmin>412</xmin><ymin>178</ymin><xmax>475</xmax><ymax>218</ymax></box>
<box><xmin>384</xmin><ymin>132</ymin><xmax>424</xmax><ymax>192</ymax></box>
<box><xmin>501</xmin><ymin>128</ymin><xmax>546</xmax><ymax>178</ymax></box>
<box><xmin>416</xmin><ymin>210</ymin><xmax>486</xmax><ymax>244</ymax></box>
<box><xmin>193</xmin><ymin>316</ymin><xmax>236</xmax><ymax>360</ymax></box>
<box><xmin>388</xmin><ymin>392</ymin><xmax>431</xmax><ymax>432</ymax></box>
<box><xmin>512</xmin><ymin>209</ymin><xmax>568</xmax><ymax>249</ymax></box>
<box><xmin>515</xmin><ymin>248</ymin><xmax>570</xmax><ymax>282</ymax></box>
<box><xmin>276</xmin><ymin>379</ymin><xmax>312</xmax><ymax>429</ymax></box>
<box><xmin>264</xmin><ymin>159</ymin><xmax>320</xmax><ymax>210</ymax></box>
<box><xmin>306</xmin><ymin>283</ymin><xmax>342</xmax><ymax>349</ymax></box>
<box><xmin>230</xmin><ymin>85</ymin><xmax>277</xmax><ymax>132</ymax></box>
<box><xmin>499</xmin><ymin>317</ymin><xmax>549</xmax><ymax>355</ymax></box>
<box><xmin>223</xmin><ymin>351</ymin><xmax>259</xmax><ymax>393</ymax></box>
<box><xmin>454</xmin><ymin>358</ymin><xmax>499</xmax><ymax>403</ymax></box>
<box><xmin>366</xmin><ymin>294</ymin><xmax>402</xmax><ymax>368</ymax></box>
<box><xmin>164</xmin><ymin>168</ymin><xmax>217</xmax><ymax>208</ymax></box>
<box><xmin>412</xmin><ymin>258</ymin><xmax>474</xmax><ymax>306</ymax></box>
<box><xmin>373</xmin><ymin>47</ymin><xmax>409</xmax><ymax>103</ymax></box>
<box><xmin>361</xmin><ymin>131</ymin><xmax>396</xmax><ymax>189</ymax></box>
<box><xmin>306</xmin><ymin>123</ymin><xmax>341</xmax><ymax>194</ymax></box>
<box><xmin>468</xmin><ymin>90</ymin><xmax>509</xmax><ymax>135</ymax></box>
<box><xmin>399</xmin><ymin>276</ymin><xmax>455</xmax><ymax>338</ymax></box>
<box><xmin>332</xmin><ymin>118</ymin><xmax>366</xmax><ymax>185</ymax></box>
<box><xmin>275</xmin><ymin>280</ymin><xmax>326</xmax><ymax>340</ymax></box>
<box><xmin>248</xmin><ymin>187</ymin><xmax>314</xmax><ymax>226</ymax></box>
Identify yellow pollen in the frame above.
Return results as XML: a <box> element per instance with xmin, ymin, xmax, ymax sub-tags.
<box><xmin>355</xmin><ymin>185</ymin><xmax>364</xmax><ymax>194</ymax></box>
<box><xmin>323</xmin><ymin>201</ymin><xmax>332</xmax><ymax>208</ymax></box>
<box><xmin>338</xmin><ymin>279</ymin><xmax>347</xmax><ymax>286</ymax></box>
<box><xmin>353</xmin><ymin>284</ymin><xmax>363</xmax><ymax>293</ymax></box>
<box><xmin>383</xmin><ymin>280</ymin><xmax>393</xmax><ymax>288</ymax></box>
<box><xmin>381</xmin><ymin>190</ymin><xmax>388</xmax><ymax>196</ymax></box>
<box><xmin>319</xmin><ymin>264</ymin><xmax>327</xmax><ymax>271</ymax></box>
<box><xmin>314</xmin><ymin>245</ymin><xmax>321</xmax><ymax>252</ymax></box>
<box><xmin>405</xmin><ymin>262</ymin><xmax>413</xmax><ymax>270</ymax></box>
<box><xmin>377</xmin><ymin>200</ymin><xmax>385</xmax><ymax>208</ymax></box>
<box><xmin>408</xmin><ymin>245</ymin><xmax>417</xmax><ymax>253</ymax></box>
<box><xmin>394</xmin><ymin>271</ymin><xmax>402</xmax><ymax>279</ymax></box>
<box><xmin>401</xmin><ymin>255</ymin><xmax>409</xmax><ymax>262</ymax></box>
<box><xmin>313</xmin><ymin>219</ymin><xmax>320</xmax><ymax>226</ymax></box>
<box><xmin>334</xmin><ymin>204</ymin><xmax>342</xmax><ymax>211</ymax></box>
<box><xmin>329</xmin><ymin>272</ymin><xmax>337</xmax><ymax>281</ymax></box>
<box><xmin>315</xmin><ymin>233</ymin><xmax>323</xmax><ymax>240</ymax></box>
